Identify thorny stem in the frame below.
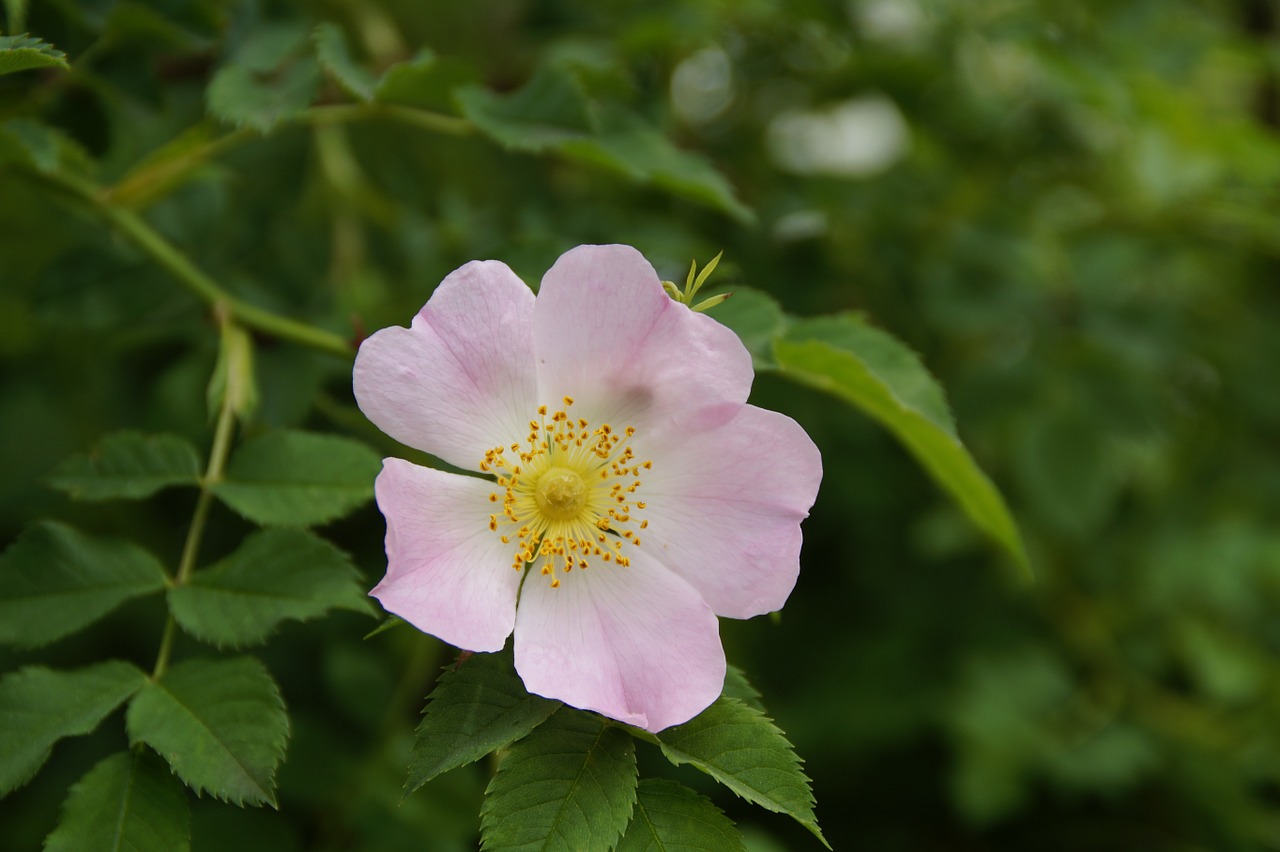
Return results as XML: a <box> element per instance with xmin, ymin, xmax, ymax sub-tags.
<box><xmin>151</xmin><ymin>363</ymin><xmax>239</xmax><ymax>679</ymax></box>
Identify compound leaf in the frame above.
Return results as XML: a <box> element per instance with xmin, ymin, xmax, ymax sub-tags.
<box><xmin>0</xmin><ymin>521</ymin><xmax>168</xmax><ymax>648</ymax></box>
<box><xmin>0</xmin><ymin>661</ymin><xmax>148</xmax><ymax>795</ymax></box>
<box><xmin>44</xmin><ymin>751</ymin><xmax>190</xmax><ymax>852</ymax></box>
<box><xmin>480</xmin><ymin>708</ymin><xmax>637</xmax><ymax>852</ymax></box>
<box><xmin>212</xmin><ymin>429</ymin><xmax>380</xmax><ymax>527</ymax></box>
<box><xmin>126</xmin><ymin>656</ymin><xmax>289</xmax><ymax>807</ymax></box>
<box><xmin>407</xmin><ymin>649</ymin><xmax>560</xmax><ymax>795</ymax></box>
<box><xmin>48</xmin><ymin>431</ymin><xmax>201</xmax><ymax>501</ymax></box>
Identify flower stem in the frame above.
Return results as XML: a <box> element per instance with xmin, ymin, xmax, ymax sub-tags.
<box><xmin>151</xmin><ymin>372</ymin><xmax>238</xmax><ymax>679</ymax></box>
<box><xmin>20</xmin><ymin>168</ymin><xmax>355</xmax><ymax>359</ymax></box>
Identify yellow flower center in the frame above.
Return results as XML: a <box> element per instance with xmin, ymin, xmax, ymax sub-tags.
<box><xmin>534</xmin><ymin>468</ymin><xmax>588</xmax><ymax>520</ymax></box>
<box><xmin>482</xmin><ymin>397</ymin><xmax>651</xmax><ymax>589</ymax></box>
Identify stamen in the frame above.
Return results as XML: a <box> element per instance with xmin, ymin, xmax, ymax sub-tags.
<box><xmin>480</xmin><ymin>403</ymin><xmax>650</xmax><ymax>589</ymax></box>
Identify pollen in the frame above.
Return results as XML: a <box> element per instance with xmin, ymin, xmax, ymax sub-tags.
<box><xmin>480</xmin><ymin>398</ymin><xmax>650</xmax><ymax>589</ymax></box>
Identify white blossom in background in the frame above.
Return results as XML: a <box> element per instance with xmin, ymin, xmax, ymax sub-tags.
<box><xmin>767</xmin><ymin>95</ymin><xmax>911</xmax><ymax>178</ymax></box>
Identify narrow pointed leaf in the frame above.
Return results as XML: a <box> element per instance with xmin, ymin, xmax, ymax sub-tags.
<box><xmin>211</xmin><ymin>429</ymin><xmax>381</xmax><ymax>527</ymax></box>
<box><xmin>126</xmin><ymin>657</ymin><xmax>288</xmax><ymax>806</ymax></box>
<box><xmin>691</xmin><ymin>251</ymin><xmax>723</xmax><ymax>298</ymax></box>
<box><xmin>314</xmin><ymin>23</ymin><xmax>376</xmax><ymax>101</ymax></box>
<box><xmin>480</xmin><ymin>708</ymin><xmax>637</xmax><ymax>852</ymax></box>
<box><xmin>0</xmin><ymin>661</ymin><xmax>148</xmax><ymax>795</ymax></box>
<box><xmin>407</xmin><ymin>649</ymin><xmax>560</xmax><ymax>794</ymax></box>
<box><xmin>48</xmin><ymin>431</ymin><xmax>201</xmax><ymax>501</ymax></box>
<box><xmin>168</xmin><ymin>528</ymin><xmax>372</xmax><ymax>648</ymax></box>
<box><xmin>44</xmin><ymin>751</ymin><xmax>190</xmax><ymax>852</ymax></box>
<box><xmin>774</xmin><ymin>315</ymin><xmax>1029</xmax><ymax>577</ymax></box>
<box><xmin>617</xmin><ymin>779</ymin><xmax>745</xmax><ymax>852</ymax></box>
<box><xmin>0</xmin><ymin>521</ymin><xmax>169</xmax><ymax>648</ymax></box>
<box><xmin>0</xmin><ymin>35</ymin><xmax>68</xmax><ymax>76</ymax></box>
<box><xmin>654</xmin><ymin>697</ymin><xmax>827</xmax><ymax>847</ymax></box>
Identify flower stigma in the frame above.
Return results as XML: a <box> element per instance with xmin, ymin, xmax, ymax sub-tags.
<box><xmin>483</xmin><ymin>397</ymin><xmax>651</xmax><ymax>589</ymax></box>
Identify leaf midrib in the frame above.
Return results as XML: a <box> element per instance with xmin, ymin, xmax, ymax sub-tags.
<box><xmin>153</xmin><ymin>679</ymin><xmax>270</xmax><ymax>801</ymax></box>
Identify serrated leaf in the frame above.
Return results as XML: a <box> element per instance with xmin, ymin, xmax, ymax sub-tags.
<box><xmin>456</xmin><ymin>65</ymin><xmax>595</xmax><ymax>152</ymax></box>
<box><xmin>373</xmin><ymin>48</ymin><xmax>443</xmax><ymax>106</ymax></box>
<box><xmin>44</xmin><ymin>751</ymin><xmax>190</xmax><ymax>852</ymax></box>
<box><xmin>313</xmin><ymin>23</ymin><xmax>376</xmax><ymax>101</ymax></box>
<box><xmin>0</xmin><ymin>34</ymin><xmax>68</xmax><ymax>76</ymax></box>
<box><xmin>653</xmin><ymin>697</ymin><xmax>827</xmax><ymax>847</ymax></box>
<box><xmin>211</xmin><ymin>429</ymin><xmax>380</xmax><ymax>527</ymax></box>
<box><xmin>0</xmin><ymin>521</ymin><xmax>169</xmax><ymax>648</ymax></box>
<box><xmin>721</xmin><ymin>665</ymin><xmax>764</xmax><ymax>712</ymax></box>
<box><xmin>0</xmin><ymin>661</ymin><xmax>148</xmax><ymax>795</ymax></box>
<box><xmin>407</xmin><ymin>649</ymin><xmax>560</xmax><ymax>795</ymax></box>
<box><xmin>560</xmin><ymin>107</ymin><xmax>753</xmax><ymax>223</ymax></box>
<box><xmin>126</xmin><ymin>656</ymin><xmax>289</xmax><ymax>806</ymax></box>
<box><xmin>709</xmin><ymin>288</ymin><xmax>786</xmax><ymax>369</ymax></box>
<box><xmin>774</xmin><ymin>315</ymin><xmax>1030</xmax><ymax>577</ymax></box>
<box><xmin>480</xmin><ymin>708</ymin><xmax>637</xmax><ymax>852</ymax></box>
<box><xmin>617</xmin><ymin>779</ymin><xmax>745</xmax><ymax>852</ymax></box>
<box><xmin>168</xmin><ymin>528</ymin><xmax>372</xmax><ymax>648</ymax></box>
<box><xmin>206</xmin><ymin>25</ymin><xmax>319</xmax><ymax>132</ymax></box>
<box><xmin>48</xmin><ymin>431</ymin><xmax>201</xmax><ymax>501</ymax></box>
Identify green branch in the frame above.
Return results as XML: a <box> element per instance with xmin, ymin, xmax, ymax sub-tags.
<box><xmin>21</xmin><ymin>168</ymin><xmax>355</xmax><ymax>359</ymax></box>
<box><xmin>152</xmin><ymin>367</ymin><xmax>238</xmax><ymax>679</ymax></box>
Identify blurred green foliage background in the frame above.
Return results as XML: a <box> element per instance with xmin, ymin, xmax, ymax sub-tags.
<box><xmin>3</xmin><ymin>0</ymin><xmax>1280</xmax><ymax>849</ymax></box>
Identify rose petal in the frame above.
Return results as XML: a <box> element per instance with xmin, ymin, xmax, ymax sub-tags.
<box><xmin>532</xmin><ymin>244</ymin><xmax>753</xmax><ymax>433</ymax></box>
<box><xmin>354</xmin><ymin>260</ymin><xmax>537</xmax><ymax>471</ymax></box>
<box><xmin>371</xmin><ymin>458</ymin><xmax>522</xmax><ymax>652</ymax></box>
<box><xmin>639</xmin><ymin>404</ymin><xmax>822</xmax><ymax>619</ymax></box>
<box><xmin>514</xmin><ymin>549</ymin><xmax>725</xmax><ymax>732</ymax></box>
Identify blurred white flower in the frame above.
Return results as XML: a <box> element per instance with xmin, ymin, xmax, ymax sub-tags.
<box><xmin>671</xmin><ymin>47</ymin><xmax>735</xmax><ymax>126</ymax></box>
<box><xmin>767</xmin><ymin>95</ymin><xmax>910</xmax><ymax>178</ymax></box>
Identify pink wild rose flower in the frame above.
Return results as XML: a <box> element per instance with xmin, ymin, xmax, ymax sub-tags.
<box><xmin>353</xmin><ymin>244</ymin><xmax>821</xmax><ymax>732</ymax></box>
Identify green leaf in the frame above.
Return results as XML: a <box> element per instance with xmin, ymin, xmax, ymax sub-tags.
<box><xmin>48</xmin><ymin>431</ymin><xmax>201</xmax><ymax>501</ymax></box>
<box><xmin>653</xmin><ymin>697</ymin><xmax>827</xmax><ymax>848</ymax></box>
<box><xmin>560</xmin><ymin>107</ymin><xmax>754</xmax><ymax>224</ymax></box>
<box><xmin>457</xmin><ymin>65</ymin><xmax>595</xmax><ymax>152</ymax></box>
<box><xmin>168</xmin><ymin>528</ymin><xmax>372</xmax><ymax>648</ymax></box>
<box><xmin>617</xmin><ymin>779</ymin><xmax>745</xmax><ymax>852</ymax></box>
<box><xmin>721</xmin><ymin>665</ymin><xmax>765</xmax><ymax>712</ymax></box>
<box><xmin>373</xmin><ymin>50</ymin><xmax>477</xmax><ymax>116</ymax></box>
<box><xmin>0</xmin><ymin>661</ymin><xmax>148</xmax><ymax>795</ymax></box>
<box><xmin>206</xmin><ymin>25</ymin><xmax>320</xmax><ymax>132</ymax></box>
<box><xmin>0</xmin><ymin>34</ymin><xmax>68</xmax><ymax>76</ymax></box>
<box><xmin>773</xmin><ymin>315</ymin><xmax>1030</xmax><ymax>577</ymax></box>
<box><xmin>406</xmin><ymin>649</ymin><xmax>560</xmax><ymax>795</ymax></box>
<box><xmin>0</xmin><ymin>521</ymin><xmax>169</xmax><ymax>648</ymax></box>
<box><xmin>313</xmin><ymin>23</ymin><xmax>376</xmax><ymax>101</ymax></box>
<box><xmin>44</xmin><ymin>751</ymin><xmax>190</xmax><ymax>852</ymax></box>
<box><xmin>211</xmin><ymin>429</ymin><xmax>381</xmax><ymax>527</ymax></box>
<box><xmin>480</xmin><ymin>708</ymin><xmax>637</xmax><ymax>852</ymax></box>
<box><xmin>0</xmin><ymin>118</ymin><xmax>91</xmax><ymax>174</ymax></box>
<box><xmin>126</xmin><ymin>656</ymin><xmax>289</xmax><ymax>806</ymax></box>
<box><xmin>709</xmin><ymin>288</ymin><xmax>786</xmax><ymax>369</ymax></box>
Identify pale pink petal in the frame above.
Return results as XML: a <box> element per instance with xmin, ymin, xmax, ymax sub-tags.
<box><xmin>639</xmin><ymin>404</ymin><xmax>822</xmax><ymax>619</ymax></box>
<box><xmin>532</xmin><ymin>245</ymin><xmax>753</xmax><ymax>433</ymax></box>
<box><xmin>354</xmin><ymin>260</ymin><xmax>537</xmax><ymax>471</ymax></box>
<box><xmin>371</xmin><ymin>458</ymin><xmax>522</xmax><ymax>653</ymax></box>
<box><xmin>513</xmin><ymin>549</ymin><xmax>725</xmax><ymax>732</ymax></box>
